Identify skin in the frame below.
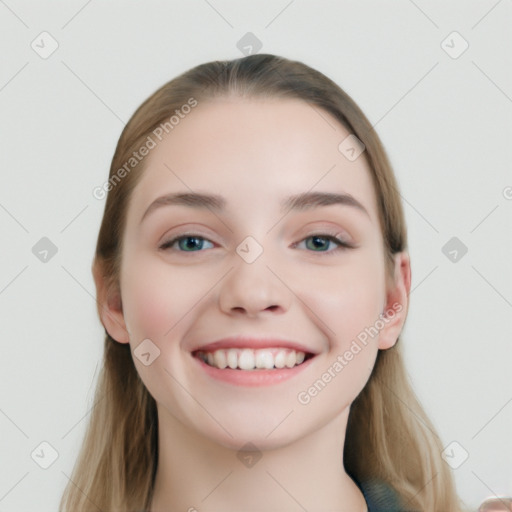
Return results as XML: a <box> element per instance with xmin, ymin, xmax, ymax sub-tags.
<box><xmin>95</xmin><ymin>96</ymin><xmax>411</xmax><ymax>512</ymax></box>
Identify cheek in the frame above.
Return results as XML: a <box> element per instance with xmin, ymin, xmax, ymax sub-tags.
<box><xmin>293</xmin><ymin>257</ymin><xmax>383</xmax><ymax>417</ymax></box>
<box><xmin>296</xmin><ymin>251</ymin><xmax>385</xmax><ymax>344</ymax></box>
<box><xmin>119</xmin><ymin>255</ymin><xmax>210</xmax><ymax>410</ymax></box>
<box><xmin>121</xmin><ymin>254</ymin><xmax>214</xmax><ymax>341</ymax></box>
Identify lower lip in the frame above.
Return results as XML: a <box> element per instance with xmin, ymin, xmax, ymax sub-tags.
<box><xmin>192</xmin><ymin>354</ymin><xmax>315</xmax><ymax>387</ymax></box>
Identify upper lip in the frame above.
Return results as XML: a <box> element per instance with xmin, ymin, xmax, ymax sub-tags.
<box><xmin>191</xmin><ymin>336</ymin><xmax>319</xmax><ymax>355</ymax></box>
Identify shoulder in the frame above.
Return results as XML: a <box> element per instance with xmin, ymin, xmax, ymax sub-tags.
<box><xmin>356</xmin><ymin>478</ymin><xmax>411</xmax><ymax>512</ymax></box>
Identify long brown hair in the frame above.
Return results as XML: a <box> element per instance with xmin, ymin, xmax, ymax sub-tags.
<box><xmin>60</xmin><ymin>54</ymin><xmax>465</xmax><ymax>511</ymax></box>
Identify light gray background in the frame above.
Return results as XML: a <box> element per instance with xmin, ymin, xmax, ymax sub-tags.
<box><xmin>1</xmin><ymin>1</ymin><xmax>511</xmax><ymax>511</ymax></box>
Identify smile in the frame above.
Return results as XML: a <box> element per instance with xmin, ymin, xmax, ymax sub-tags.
<box><xmin>193</xmin><ymin>348</ymin><xmax>313</xmax><ymax>370</ymax></box>
<box><xmin>190</xmin><ymin>337</ymin><xmax>318</xmax><ymax>386</ymax></box>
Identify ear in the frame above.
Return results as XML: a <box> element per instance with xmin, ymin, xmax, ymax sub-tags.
<box><xmin>92</xmin><ymin>259</ymin><xmax>130</xmax><ymax>344</ymax></box>
<box><xmin>377</xmin><ymin>251</ymin><xmax>411</xmax><ymax>350</ymax></box>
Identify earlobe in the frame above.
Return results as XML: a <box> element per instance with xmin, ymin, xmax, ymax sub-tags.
<box><xmin>377</xmin><ymin>251</ymin><xmax>411</xmax><ymax>350</ymax></box>
<box><xmin>91</xmin><ymin>260</ymin><xmax>130</xmax><ymax>344</ymax></box>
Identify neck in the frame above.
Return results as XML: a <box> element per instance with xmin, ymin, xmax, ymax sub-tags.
<box><xmin>149</xmin><ymin>406</ymin><xmax>367</xmax><ymax>512</ymax></box>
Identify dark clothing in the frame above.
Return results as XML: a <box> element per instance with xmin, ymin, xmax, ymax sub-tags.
<box><xmin>141</xmin><ymin>478</ymin><xmax>410</xmax><ymax>511</ymax></box>
<box><xmin>357</xmin><ymin>478</ymin><xmax>411</xmax><ymax>511</ymax></box>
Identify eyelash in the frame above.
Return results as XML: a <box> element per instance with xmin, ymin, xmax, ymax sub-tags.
<box><xmin>159</xmin><ymin>232</ymin><xmax>355</xmax><ymax>255</ymax></box>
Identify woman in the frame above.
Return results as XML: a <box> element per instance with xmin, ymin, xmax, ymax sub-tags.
<box><xmin>60</xmin><ymin>53</ymin><xmax>466</xmax><ymax>511</ymax></box>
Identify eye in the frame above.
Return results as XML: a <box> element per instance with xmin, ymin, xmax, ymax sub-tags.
<box><xmin>159</xmin><ymin>234</ymin><xmax>215</xmax><ymax>252</ymax></box>
<box><xmin>159</xmin><ymin>232</ymin><xmax>355</xmax><ymax>254</ymax></box>
<box><xmin>294</xmin><ymin>233</ymin><xmax>354</xmax><ymax>254</ymax></box>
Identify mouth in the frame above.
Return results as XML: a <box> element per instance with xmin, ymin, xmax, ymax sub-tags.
<box><xmin>192</xmin><ymin>347</ymin><xmax>315</xmax><ymax>371</ymax></box>
<box><xmin>189</xmin><ymin>337</ymin><xmax>319</xmax><ymax>386</ymax></box>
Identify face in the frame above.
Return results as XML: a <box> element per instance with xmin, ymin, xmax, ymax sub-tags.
<box><xmin>106</xmin><ymin>96</ymin><xmax>406</xmax><ymax>450</ymax></box>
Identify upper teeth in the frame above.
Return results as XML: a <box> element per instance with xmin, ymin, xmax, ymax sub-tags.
<box><xmin>196</xmin><ymin>348</ymin><xmax>306</xmax><ymax>370</ymax></box>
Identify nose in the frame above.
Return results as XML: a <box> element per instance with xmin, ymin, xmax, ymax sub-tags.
<box><xmin>218</xmin><ymin>251</ymin><xmax>292</xmax><ymax>318</ymax></box>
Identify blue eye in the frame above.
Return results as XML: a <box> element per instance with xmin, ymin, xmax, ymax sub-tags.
<box><xmin>296</xmin><ymin>234</ymin><xmax>353</xmax><ymax>253</ymax></box>
<box><xmin>159</xmin><ymin>233</ymin><xmax>353</xmax><ymax>254</ymax></box>
<box><xmin>159</xmin><ymin>235</ymin><xmax>214</xmax><ymax>252</ymax></box>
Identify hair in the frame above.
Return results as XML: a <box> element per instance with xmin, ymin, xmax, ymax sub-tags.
<box><xmin>60</xmin><ymin>54</ymin><xmax>466</xmax><ymax>512</ymax></box>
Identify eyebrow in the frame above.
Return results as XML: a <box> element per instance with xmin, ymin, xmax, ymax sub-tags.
<box><xmin>140</xmin><ymin>190</ymin><xmax>370</xmax><ymax>224</ymax></box>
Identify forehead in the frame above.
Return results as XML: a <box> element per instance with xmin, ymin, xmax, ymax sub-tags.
<box><xmin>127</xmin><ymin>97</ymin><xmax>378</xmax><ymax>224</ymax></box>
